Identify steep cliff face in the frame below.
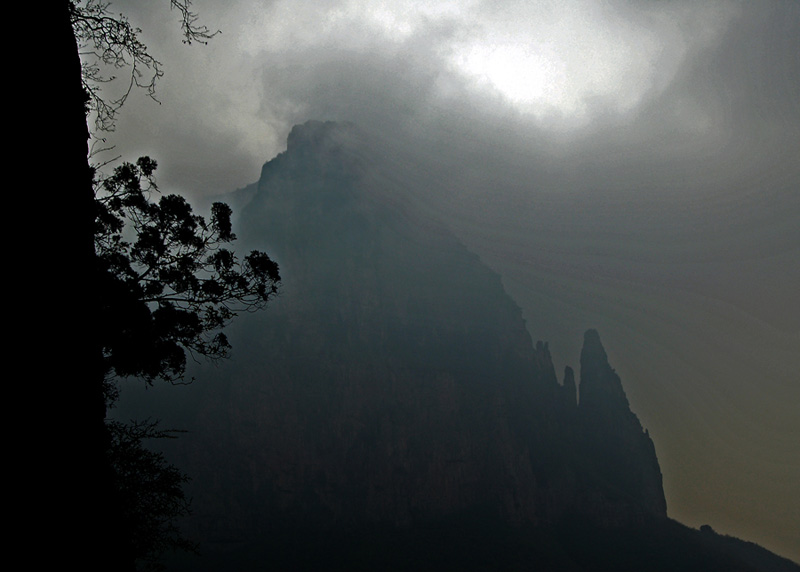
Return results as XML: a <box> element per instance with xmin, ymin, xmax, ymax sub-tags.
<box><xmin>577</xmin><ymin>329</ymin><xmax>667</xmax><ymax>520</ymax></box>
<box><xmin>175</xmin><ymin>120</ymin><xmax>667</xmax><ymax>543</ymax></box>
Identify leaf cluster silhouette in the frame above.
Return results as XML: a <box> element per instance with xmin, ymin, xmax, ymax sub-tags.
<box><xmin>94</xmin><ymin>156</ymin><xmax>279</xmax><ymax>568</ymax></box>
<box><xmin>52</xmin><ymin>2</ymin><xmax>254</xmax><ymax>570</ymax></box>
<box><xmin>106</xmin><ymin>419</ymin><xmax>196</xmax><ymax>571</ymax></box>
<box><xmin>95</xmin><ymin>156</ymin><xmax>280</xmax><ymax>387</ymax></box>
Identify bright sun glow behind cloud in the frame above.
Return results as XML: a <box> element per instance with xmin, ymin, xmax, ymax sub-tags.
<box><xmin>238</xmin><ymin>0</ymin><xmax>735</xmax><ymax>130</ymax></box>
<box><xmin>452</xmin><ymin>41</ymin><xmax>568</xmax><ymax>115</ymax></box>
<box><xmin>444</xmin><ymin>1</ymin><xmax>735</xmax><ymax>126</ymax></box>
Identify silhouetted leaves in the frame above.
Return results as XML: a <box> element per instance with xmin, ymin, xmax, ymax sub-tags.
<box><xmin>95</xmin><ymin>156</ymin><xmax>279</xmax><ymax>569</ymax></box>
<box><xmin>95</xmin><ymin>156</ymin><xmax>280</xmax><ymax>385</ymax></box>
<box><xmin>107</xmin><ymin>419</ymin><xmax>196</xmax><ymax>571</ymax></box>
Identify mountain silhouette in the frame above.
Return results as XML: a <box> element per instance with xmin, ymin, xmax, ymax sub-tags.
<box><xmin>147</xmin><ymin>121</ymin><xmax>797</xmax><ymax>571</ymax></box>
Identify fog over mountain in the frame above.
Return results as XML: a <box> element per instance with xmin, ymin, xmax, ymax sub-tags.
<box><xmin>105</xmin><ymin>0</ymin><xmax>799</xmax><ymax>561</ymax></box>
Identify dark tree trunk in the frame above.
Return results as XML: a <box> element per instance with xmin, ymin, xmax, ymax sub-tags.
<box><xmin>37</xmin><ymin>2</ymin><xmax>133</xmax><ymax>569</ymax></box>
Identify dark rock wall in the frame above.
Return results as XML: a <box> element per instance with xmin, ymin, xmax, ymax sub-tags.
<box><xmin>177</xmin><ymin>120</ymin><xmax>667</xmax><ymax>542</ymax></box>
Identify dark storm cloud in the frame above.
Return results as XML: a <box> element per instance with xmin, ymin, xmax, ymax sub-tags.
<box><xmin>106</xmin><ymin>0</ymin><xmax>742</xmax><ymax>196</ymax></box>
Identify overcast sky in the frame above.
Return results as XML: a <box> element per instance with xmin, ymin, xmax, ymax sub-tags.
<box><xmin>100</xmin><ymin>0</ymin><xmax>799</xmax><ymax>560</ymax></box>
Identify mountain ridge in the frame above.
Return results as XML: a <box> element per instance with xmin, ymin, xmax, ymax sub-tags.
<box><xmin>152</xmin><ymin>120</ymin><xmax>795</xmax><ymax>570</ymax></box>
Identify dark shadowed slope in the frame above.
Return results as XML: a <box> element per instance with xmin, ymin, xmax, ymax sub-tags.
<box><xmin>131</xmin><ymin>121</ymin><xmax>796</xmax><ymax>571</ymax></box>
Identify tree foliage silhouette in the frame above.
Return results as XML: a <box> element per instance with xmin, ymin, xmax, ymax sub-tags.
<box><xmin>94</xmin><ymin>157</ymin><xmax>279</xmax><ymax>568</ymax></box>
<box><xmin>105</xmin><ymin>419</ymin><xmax>195</xmax><ymax>572</ymax></box>
<box><xmin>70</xmin><ymin>0</ymin><xmax>218</xmax><ymax>136</ymax></box>
<box><xmin>95</xmin><ymin>156</ymin><xmax>280</xmax><ymax>387</ymax></box>
<box><xmin>49</xmin><ymin>3</ymin><xmax>276</xmax><ymax>569</ymax></box>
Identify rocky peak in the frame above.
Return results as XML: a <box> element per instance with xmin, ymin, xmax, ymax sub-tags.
<box><xmin>286</xmin><ymin>120</ymin><xmax>360</xmax><ymax>155</ymax></box>
<box><xmin>180</xmin><ymin>122</ymin><xmax>669</xmax><ymax>546</ymax></box>
<box><xmin>577</xmin><ymin>329</ymin><xmax>667</xmax><ymax>518</ymax></box>
<box><xmin>578</xmin><ymin>328</ymin><xmax>631</xmax><ymax>411</ymax></box>
<box><xmin>282</xmin><ymin>120</ymin><xmax>364</xmax><ymax>179</ymax></box>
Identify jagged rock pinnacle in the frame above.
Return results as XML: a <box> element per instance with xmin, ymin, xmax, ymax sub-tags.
<box><xmin>577</xmin><ymin>328</ymin><xmax>667</xmax><ymax>517</ymax></box>
<box><xmin>579</xmin><ymin>329</ymin><xmax>629</xmax><ymax>410</ymax></box>
<box><xmin>581</xmin><ymin>328</ymin><xmax>607</xmax><ymax>361</ymax></box>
